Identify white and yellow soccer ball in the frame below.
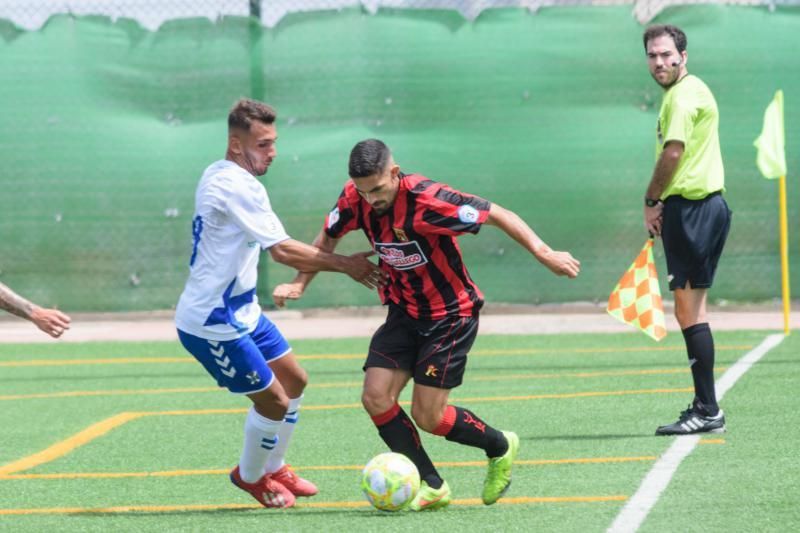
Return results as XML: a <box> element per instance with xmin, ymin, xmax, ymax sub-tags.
<box><xmin>361</xmin><ymin>452</ymin><xmax>420</xmax><ymax>511</ymax></box>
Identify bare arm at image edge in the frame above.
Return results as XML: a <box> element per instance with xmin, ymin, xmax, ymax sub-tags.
<box><xmin>0</xmin><ymin>282</ymin><xmax>71</xmax><ymax>338</ymax></box>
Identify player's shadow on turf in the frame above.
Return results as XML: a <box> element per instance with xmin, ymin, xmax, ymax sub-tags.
<box><xmin>751</xmin><ymin>358</ymin><xmax>795</xmax><ymax>366</ymax></box>
<box><xmin>523</xmin><ymin>433</ymin><xmax>653</xmax><ymax>441</ymax></box>
<box><xmin>77</xmin><ymin>508</ymin><xmax>381</xmax><ymax>518</ymax></box>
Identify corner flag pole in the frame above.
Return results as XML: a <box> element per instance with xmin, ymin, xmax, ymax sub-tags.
<box><xmin>779</xmin><ymin>174</ymin><xmax>790</xmax><ymax>335</ymax></box>
<box><xmin>754</xmin><ymin>89</ymin><xmax>790</xmax><ymax>335</ymax></box>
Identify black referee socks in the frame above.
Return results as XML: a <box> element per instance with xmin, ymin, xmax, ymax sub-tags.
<box><xmin>682</xmin><ymin>322</ymin><xmax>720</xmax><ymax>416</ymax></box>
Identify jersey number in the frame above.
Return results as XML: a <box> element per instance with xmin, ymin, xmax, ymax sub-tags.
<box><xmin>190</xmin><ymin>215</ymin><xmax>204</xmax><ymax>266</ymax></box>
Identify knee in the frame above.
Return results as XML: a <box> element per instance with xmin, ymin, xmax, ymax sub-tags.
<box><xmin>253</xmin><ymin>390</ymin><xmax>290</xmax><ymax>420</ymax></box>
<box><xmin>275</xmin><ymin>393</ymin><xmax>290</xmax><ymax>414</ymax></box>
<box><xmin>674</xmin><ymin>307</ymin><xmax>693</xmax><ymax>329</ymax></box>
<box><xmin>273</xmin><ymin>361</ymin><xmax>308</xmax><ymax>398</ymax></box>
<box><xmin>411</xmin><ymin>404</ymin><xmax>442</xmax><ymax>433</ymax></box>
<box><xmin>361</xmin><ymin>387</ymin><xmax>395</xmax><ymax>417</ymax></box>
<box><xmin>289</xmin><ymin>366</ymin><xmax>309</xmax><ymax>394</ymax></box>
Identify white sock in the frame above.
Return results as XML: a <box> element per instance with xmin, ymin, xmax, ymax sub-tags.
<box><xmin>239</xmin><ymin>406</ymin><xmax>282</xmax><ymax>483</ymax></box>
<box><xmin>264</xmin><ymin>395</ymin><xmax>303</xmax><ymax>474</ymax></box>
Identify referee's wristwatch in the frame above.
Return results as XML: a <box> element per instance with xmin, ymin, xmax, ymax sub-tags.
<box><xmin>644</xmin><ymin>197</ymin><xmax>661</xmax><ymax>207</ymax></box>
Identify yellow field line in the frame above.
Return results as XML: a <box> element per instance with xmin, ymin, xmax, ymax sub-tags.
<box><xmin>698</xmin><ymin>438</ymin><xmax>726</xmax><ymax>445</ymax></box>
<box><xmin>0</xmin><ymin>494</ymin><xmax>628</xmax><ymax>515</ymax></box>
<box><xmin>1</xmin><ymin>469</ymin><xmax>230</xmax><ymax>480</ymax></box>
<box><xmin>470</xmin><ymin>366</ymin><xmax>729</xmax><ymax>383</ymax></box>
<box><xmin>299</xmin><ymin>345</ymin><xmax>751</xmax><ymax>360</ymax></box>
<box><xmin>0</xmin><ymin>357</ymin><xmax>192</xmax><ymax>367</ymax></box>
<box><xmin>153</xmin><ymin>407</ymin><xmax>249</xmax><ymax>416</ymax></box>
<box><xmin>1</xmin><ymin>366</ymin><xmax>730</xmax><ymax>402</ymax></box>
<box><xmin>0</xmin><ymin>345</ymin><xmax>753</xmax><ymax>368</ymax></box>
<box><xmin>453</xmin><ymin>388</ymin><xmax>693</xmax><ymax>403</ymax></box>
<box><xmin>0</xmin><ymin>387</ymin><xmax>221</xmax><ymax>401</ymax></box>
<box><xmin>291</xmin><ymin>456</ymin><xmax>657</xmax><ymax>471</ymax></box>
<box><xmin>464</xmin><ymin>495</ymin><xmax>628</xmax><ymax>505</ymax></box>
<box><xmin>143</xmin><ymin>387</ymin><xmax>696</xmax><ymax>416</ymax></box>
<box><xmin>0</xmin><ymin>412</ymin><xmax>146</xmax><ymax>476</ymax></box>
<box><xmin>1</xmin><ymin>455</ymin><xmax>657</xmax><ymax>480</ymax></box>
<box><xmin>0</xmin><ymin>387</ymin><xmax>690</xmax><ymax>476</ymax></box>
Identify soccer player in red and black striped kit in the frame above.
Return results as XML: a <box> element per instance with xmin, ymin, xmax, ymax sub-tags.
<box><xmin>273</xmin><ymin>139</ymin><xmax>580</xmax><ymax>510</ymax></box>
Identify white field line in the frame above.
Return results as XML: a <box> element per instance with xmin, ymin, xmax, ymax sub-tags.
<box><xmin>606</xmin><ymin>333</ymin><xmax>785</xmax><ymax>533</ymax></box>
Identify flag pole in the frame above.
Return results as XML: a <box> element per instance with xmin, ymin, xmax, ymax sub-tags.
<box><xmin>778</xmin><ymin>174</ymin><xmax>791</xmax><ymax>335</ymax></box>
<box><xmin>753</xmin><ymin>89</ymin><xmax>789</xmax><ymax>334</ymax></box>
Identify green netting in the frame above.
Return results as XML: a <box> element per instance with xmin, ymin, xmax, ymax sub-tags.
<box><xmin>0</xmin><ymin>6</ymin><xmax>798</xmax><ymax>312</ymax></box>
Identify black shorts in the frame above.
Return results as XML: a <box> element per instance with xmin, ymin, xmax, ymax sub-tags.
<box><xmin>365</xmin><ymin>304</ymin><xmax>479</xmax><ymax>389</ymax></box>
<box><xmin>661</xmin><ymin>192</ymin><xmax>732</xmax><ymax>291</ymax></box>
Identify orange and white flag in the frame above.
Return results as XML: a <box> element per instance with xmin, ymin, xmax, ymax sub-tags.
<box><xmin>606</xmin><ymin>239</ymin><xmax>667</xmax><ymax>341</ymax></box>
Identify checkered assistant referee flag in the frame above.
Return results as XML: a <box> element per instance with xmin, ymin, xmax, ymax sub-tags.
<box><xmin>606</xmin><ymin>238</ymin><xmax>667</xmax><ymax>341</ymax></box>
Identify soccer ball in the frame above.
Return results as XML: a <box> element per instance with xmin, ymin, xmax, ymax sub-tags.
<box><xmin>361</xmin><ymin>452</ymin><xmax>420</xmax><ymax>511</ymax></box>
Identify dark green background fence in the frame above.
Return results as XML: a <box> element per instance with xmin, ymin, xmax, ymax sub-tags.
<box><xmin>0</xmin><ymin>6</ymin><xmax>797</xmax><ymax>311</ymax></box>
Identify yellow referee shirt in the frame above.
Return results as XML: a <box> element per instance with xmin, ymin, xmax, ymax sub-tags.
<box><xmin>656</xmin><ymin>74</ymin><xmax>725</xmax><ymax>200</ymax></box>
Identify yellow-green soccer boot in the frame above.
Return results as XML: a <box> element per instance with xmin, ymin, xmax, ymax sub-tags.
<box><xmin>408</xmin><ymin>480</ymin><xmax>451</xmax><ymax>511</ymax></box>
<box><xmin>482</xmin><ymin>431</ymin><xmax>519</xmax><ymax>505</ymax></box>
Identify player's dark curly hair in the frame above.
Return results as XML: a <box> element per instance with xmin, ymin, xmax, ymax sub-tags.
<box><xmin>349</xmin><ymin>139</ymin><xmax>391</xmax><ymax>178</ymax></box>
<box><xmin>643</xmin><ymin>24</ymin><xmax>687</xmax><ymax>53</ymax></box>
<box><xmin>228</xmin><ymin>98</ymin><xmax>276</xmax><ymax>132</ymax></box>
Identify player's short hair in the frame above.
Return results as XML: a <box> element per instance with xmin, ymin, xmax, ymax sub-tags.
<box><xmin>643</xmin><ymin>24</ymin><xmax>687</xmax><ymax>53</ymax></box>
<box><xmin>349</xmin><ymin>139</ymin><xmax>391</xmax><ymax>178</ymax></box>
<box><xmin>228</xmin><ymin>98</ymin><xmax>276</xmax><ymax>132</ymax></box>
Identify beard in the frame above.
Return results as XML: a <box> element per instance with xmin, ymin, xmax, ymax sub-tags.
<box><xmin>254</xmin><ymin>161</ymin><xmax>270</xmax><ymax>177</ymax></box>
<box><xmin>651</xmin><ymin>68</ymin><xmax>680</xmax><ymax>89</ymax></box>
<box><xmin>244</xmin><ymin>152</ymin><xmax>270</xmax><ymax>177</ymax></box>
<box><xmin>371</xmin><ymin>204</ymin><xmax>390</xmax><ymax>216</ymax></box>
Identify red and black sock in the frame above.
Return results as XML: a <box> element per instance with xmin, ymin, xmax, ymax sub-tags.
<box><xmin>432</xmin><ymin>405</ymin><xmax>508</xmax><ymax>458</ymax></box>
<box><xmin>682</xmin><ymin>322</ymin><xmax>719</xmax><ymax>416</ymax></box>
<box><xmin>371</xmin><ymin>403</ymin><xmax>443</xmax><ymax>489</ymax></box>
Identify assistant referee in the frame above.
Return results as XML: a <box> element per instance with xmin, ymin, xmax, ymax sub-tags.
<box><xmin>641</xmin><ymin>24</ymin><xmax>732</xmax><ymax>436</ymax></box>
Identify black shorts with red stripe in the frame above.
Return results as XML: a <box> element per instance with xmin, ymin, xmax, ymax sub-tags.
<box><xmin>365</xmin><ymin>303</ymin><xmax>479</xmax><ymax>389</ymax></box>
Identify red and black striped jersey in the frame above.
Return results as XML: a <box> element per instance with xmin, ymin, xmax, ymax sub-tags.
<box><xmin>324</xmin><ymin>173</ymin><xmax>491</xmax><ymax>320</ymax></box>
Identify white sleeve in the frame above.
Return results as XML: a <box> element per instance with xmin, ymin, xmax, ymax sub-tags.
<box><xmin>224</xmin><ymin>177</ymin><xmax>291</xmax><ymax>249</ymax></box>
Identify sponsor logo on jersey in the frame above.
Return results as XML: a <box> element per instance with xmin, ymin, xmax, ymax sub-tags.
<box><xmin>392</xmin><ymin>227</ymin><xmax>409</xmax><ymax>241</ymax></box>
<box><xmin>374</xmin><ymin>241</ymin><xmax>428</xmax><ymax>271</ymax></box>
<box><xmin>327</xmin><ymin>206</ymin><xmax>340</xmax><ymax>229</ymax></box>
<box><xmin>457</xmin><ymin>204</ymin><xmax>479</xmax><ymax>224</ymax></box>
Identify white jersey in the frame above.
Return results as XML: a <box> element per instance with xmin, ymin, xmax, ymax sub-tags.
<box><xmin>175</xmin><ymin>160</ymin><xmax>290</xmax><ymax>340</ymax></box>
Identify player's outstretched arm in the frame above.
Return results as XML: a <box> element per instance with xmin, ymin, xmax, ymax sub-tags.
<box><xmin>269</xmin><ymin>232</ymin><xmax>383</xmax><ymax>306</ymax></box>
<box><xmin>485</xmin><ymin>203</ymin><xmax>581</xmax><ymax>278</ymax></box>
<box><xmin>0</xmin><ymin>282</ymin><xmax>71</xmax><ymax>338</ymax></box>
<box><xmin>272</xmin><ymin>229</ymin><xmax>337</xmax><ymax>308</ymax></box>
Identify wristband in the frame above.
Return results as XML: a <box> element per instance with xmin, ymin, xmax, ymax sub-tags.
<box><xmin>644</xmin><ymin>197</ymin><xmax>661</xmax><ymax>207</ymax></box>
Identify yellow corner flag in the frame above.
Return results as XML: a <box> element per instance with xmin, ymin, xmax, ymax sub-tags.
<box><xmin>754</xmin><ymin>89</ymin><xmax>791</xmax><ymax>335</ymax></box>
<box><xmin>606</xmin><ymin>239</ymin><xmax>666</xmax><ymax>341</ymax></box>
<box><xmin>754</xmin><ymin>89</ymin><xmax>787</xmax><ymax>179</ymax></box>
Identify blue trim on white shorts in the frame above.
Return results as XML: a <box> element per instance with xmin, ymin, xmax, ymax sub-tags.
<box><xmin>178</xmin><ymin>314</ymin><xmax>291</xmax><ymax>394</ymax></box>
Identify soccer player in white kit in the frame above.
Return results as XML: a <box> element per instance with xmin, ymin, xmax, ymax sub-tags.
<box><xmin>175</xmin><ymin>99</ymin><xmax>384</xmax><ymax>508</ymax></box>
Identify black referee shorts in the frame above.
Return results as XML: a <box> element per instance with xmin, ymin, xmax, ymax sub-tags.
<box><xmin>365</xmin><ymin>303</ymin><xmax>479</xmax><ymax>389</ymax></box>
<box><xmin>661</xmin><ymin>191</ymin><xmax>732</xmax><ymax>291</ymax></box>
